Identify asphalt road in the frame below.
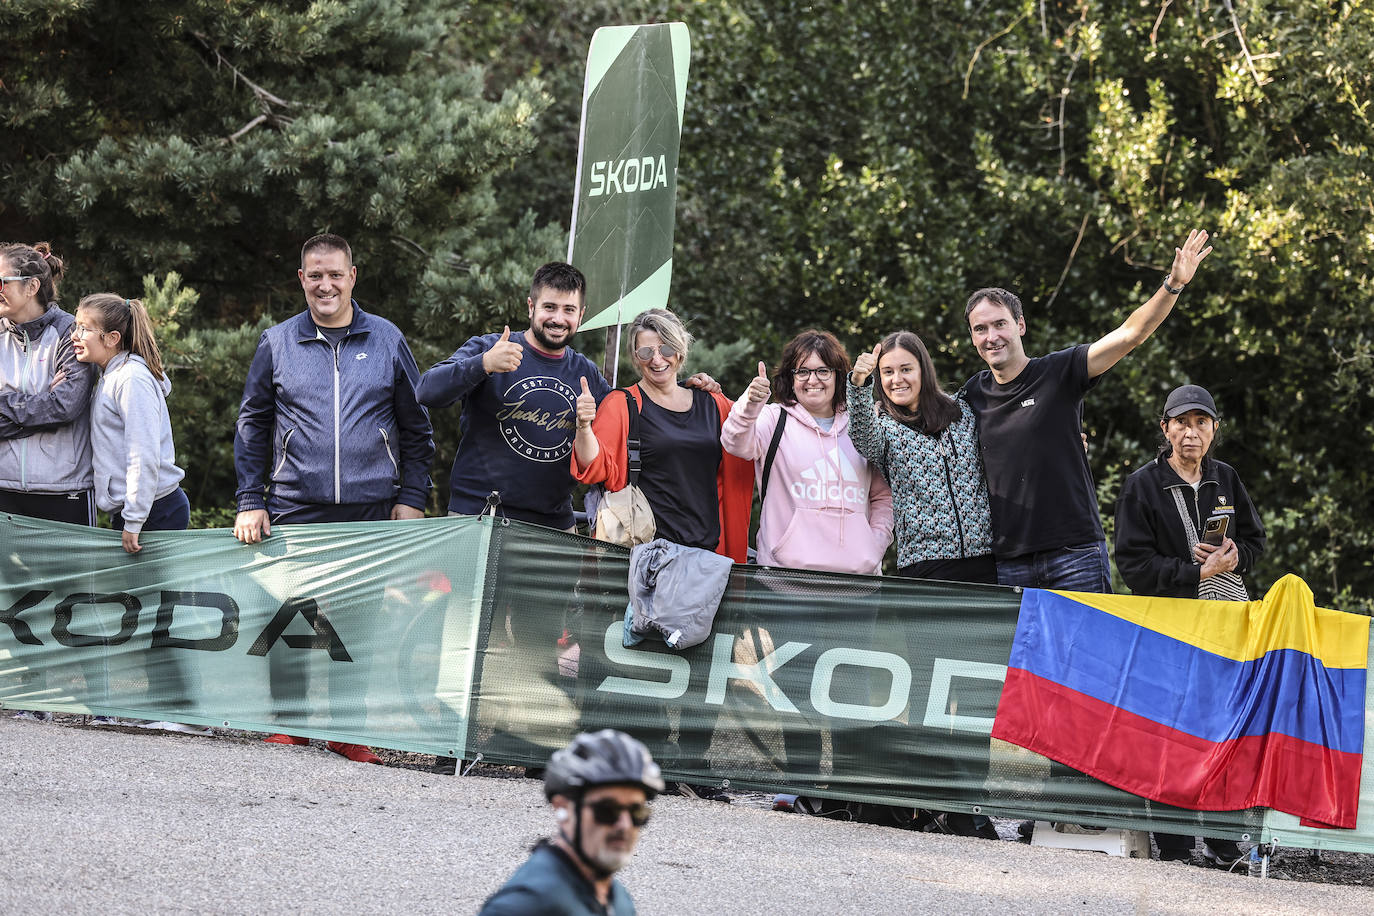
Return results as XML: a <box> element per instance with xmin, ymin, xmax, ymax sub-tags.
<box><xmin>0</xmin><ymin>717</ymin><xmax>1366</xmax><ymax>915</ymax></box>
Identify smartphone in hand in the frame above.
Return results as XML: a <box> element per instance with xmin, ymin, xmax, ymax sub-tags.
<box><xmin>1202</xmin><ymin>515</ymin><xmax>1229</xmax><ymax>546</ymax></box>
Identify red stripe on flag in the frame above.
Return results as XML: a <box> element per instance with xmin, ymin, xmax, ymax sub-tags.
<box><xmin>992</xmin><ymin>667</ymin><xmax>1361</xmax><ymax>829</ymax></box>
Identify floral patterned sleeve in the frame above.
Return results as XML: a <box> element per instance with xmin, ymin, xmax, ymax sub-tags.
<box><xmin>845</xmin><ymin>377</ymin><xmax>887</xmax><ymax>474</ymax></box>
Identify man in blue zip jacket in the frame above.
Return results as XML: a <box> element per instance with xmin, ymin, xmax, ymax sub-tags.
<box><xmin>232</xmin><ymin>233</ymin><xmax>435</xmax><ymax>763</ymax></box>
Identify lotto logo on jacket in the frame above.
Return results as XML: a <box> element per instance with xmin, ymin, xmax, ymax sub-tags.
<box><xmin>789</xmin><ymin>448</ymin><xmax>869</xmax><ymax>506</ymax></box>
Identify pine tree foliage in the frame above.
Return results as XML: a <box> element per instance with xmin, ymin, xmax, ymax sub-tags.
<box><xmin>2</xmin><ymin>0</ymin><xmax>560</xmax><ymax>327</ymax></box>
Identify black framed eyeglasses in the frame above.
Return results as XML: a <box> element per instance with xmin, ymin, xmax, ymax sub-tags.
<box><xmin>634</xmin><ymin>344</ymin><xmax>680</xmax><ymax>362</ymax></box>
<box><xmin>792</xmin><ymin>367</ymin><xmax>834</xmax><ymax>381</ymax></box>
<box><xmin>584</xmin><ymin>798</ymin><xmax>652</xmax><ymax>827</ymax></box>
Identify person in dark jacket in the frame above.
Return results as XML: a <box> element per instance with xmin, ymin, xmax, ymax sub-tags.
<box><xmin>1114</xmin><ymin>383</ymin><xmax>1265</xmax><ymax>866</ymax></box>
<box><xmin>233</xmin><ymin>234</ymin><xmax>434</xmax><ymax>534</ymax></box>
<box><xmin>232</xmin><ymin>233</ymin><xmax>435</xmax><ymax>764</ymax></box>
<box><xmin>417</xmin><ymin>262</ymin><xmax>611</xmax><ymax>529</ymax></box>
<box><xmin>479</xmin><ymin>730</ymin><xmax>664</xmax><ymax>916</ymax></box>
<box><xmin>1114</xmin><ymin>384</ymin><xmax>1265</xmax><ymax>601</ymax></box>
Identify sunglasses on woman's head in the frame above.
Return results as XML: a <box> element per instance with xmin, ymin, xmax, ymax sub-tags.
<box><xmin>584</xmin><ymin>798</ymin><xmax>652</xmax><ymax>827</ymax></box>
<box><xmin>634</xmin><ymin>344</ymin><xmax>679</xmax><ymax>362</ymax></box>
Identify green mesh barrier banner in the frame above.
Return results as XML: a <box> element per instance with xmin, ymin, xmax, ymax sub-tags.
<box><xmin>4</xmin><ymin>513</ymin><xmax>1373</xmax><ymax>851</ymax></box>
<box><xmin>0</xmin><ymin>513</ymin><xmax>488</xmax><ymax>757</ymax></box>
<box><xmin>468</xmin><ymin>522</ymin><xmax>1268</xmax><ymax>843</ymax></box>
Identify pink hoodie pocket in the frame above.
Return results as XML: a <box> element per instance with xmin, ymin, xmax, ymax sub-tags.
<box><xmin>770</xmin><ymin>507</ymin><xmax>884</xmax><ymax>575</ymax></box>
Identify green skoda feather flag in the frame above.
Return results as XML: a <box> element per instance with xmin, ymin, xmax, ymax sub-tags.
<box><xmin>568</xmin><ymin>22</ymin><xmax>691</xmax><ymax>333</ymax></box>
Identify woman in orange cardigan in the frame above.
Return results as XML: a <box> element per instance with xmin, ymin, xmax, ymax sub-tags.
<box><xmin>572</xmin><ymin>308</ymin><xmax>752</xmax><ymax>802</ymax></box>
<box><xmin>572</xmin><ymin>308</ymin><xmax>753</xmax><ymax>562</ymax></box>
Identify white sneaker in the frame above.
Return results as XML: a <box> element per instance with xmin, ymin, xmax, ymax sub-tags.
<box><xmin>12</xmin><ymin>710</ymin><xmax>52</xmax><ymax>723</ymax></box>
<box><xmin>142</xmin><ymin>720</ymin><xmax>213</xmax><ymax>736</ymax></box>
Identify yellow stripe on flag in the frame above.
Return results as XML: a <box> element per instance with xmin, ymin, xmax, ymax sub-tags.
<box><xmin>1054</xmin><ymin>574</ymin><xmax>1369</xmax><ymax>669</ymax></box>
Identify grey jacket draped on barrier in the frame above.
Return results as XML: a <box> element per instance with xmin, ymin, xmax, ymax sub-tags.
<box><xmin>626</xmin><ymin>538</ymin><xmax>733</xmax><ymax>649</ymax></box>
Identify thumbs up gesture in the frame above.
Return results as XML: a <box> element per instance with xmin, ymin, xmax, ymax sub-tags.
<box><xmin>746</xmin><ymin>360</ymin><xmax>772</xmax><ymax>403</ymax></box>
<box><xmin>851</xmin><ymin>343</ymin><xmax>881</xmax><ymax>386</ymax></box>
<box><xmin>576</xmin><ymin>376</ymin><xmax>598</xmax><ymax>429</ymax></box>
<box><xmin>482</xmin><ymin>326</ymin><xmax>524</xmax><ymax>374</ymax></box>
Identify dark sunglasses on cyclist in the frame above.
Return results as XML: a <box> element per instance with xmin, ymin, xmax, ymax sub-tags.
<box><xmin>584</xmin><ymin>798</ymin><xmax>652</xmax><ymax>827</ymax></box>
<box><xmin>633</xmin><ymin>344</ymin><xmax>680</xmax><ymax>362</ymax></box>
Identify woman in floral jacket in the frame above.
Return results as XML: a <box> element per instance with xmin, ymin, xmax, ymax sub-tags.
<box><xmin>847</xmin><ymin>330</ymin><xmax>994</xmax><ymax>584</ymax></box>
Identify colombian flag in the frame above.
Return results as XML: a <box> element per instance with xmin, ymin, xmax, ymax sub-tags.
<box><xmin>992</xmin><ymin>575</ymin><xmax>1368</xmax><ymax>829</ymax></box>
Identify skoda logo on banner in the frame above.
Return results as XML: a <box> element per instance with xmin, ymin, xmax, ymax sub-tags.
<box><xmin>496</xmin><ymin>376</ymin><xmax>578</xmax><ymax>462</ymax></box>
<box><xmin>587</xmin><ymin>155</ymin><xmax>670</xmax><ymax>197</ymax></box>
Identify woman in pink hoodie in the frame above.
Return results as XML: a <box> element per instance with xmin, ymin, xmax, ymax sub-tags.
<box><xmin>721</xmin><ymin>329</ymin><xmax>894</xmax><ymax>573</ymax></box>
<box><xmin>722</xmin><ymin>330</ymin><xmax>895</xmax><ymax>810</ymax></box>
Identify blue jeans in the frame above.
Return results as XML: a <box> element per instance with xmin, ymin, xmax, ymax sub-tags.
<box><xmin>996</xmin><ymin>541</ymin><xmax>1111</xmax><ymax>593</ymax></box>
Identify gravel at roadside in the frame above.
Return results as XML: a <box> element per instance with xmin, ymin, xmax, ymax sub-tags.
<box><xmin>1</xmin><ymin>715</ymin><xmax>1369</xmax><ymax>915</ymax></box>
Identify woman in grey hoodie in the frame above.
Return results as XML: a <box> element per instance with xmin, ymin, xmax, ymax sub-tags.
<box><xmin>71</xmin><ymin>293</ymin><xmax>188</xmax><ymax>553</ymax></box>
<box><xmin>72</xmin><ymin>293</ymin><xmax>207</xmax><ymax>735</ymax></box>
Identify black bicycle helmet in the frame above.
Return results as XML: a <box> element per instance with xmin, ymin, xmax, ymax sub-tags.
<box><xmin>544</xmin><ymin>729</ymin><xmax>665</xmax><ymax>801</ymax></box>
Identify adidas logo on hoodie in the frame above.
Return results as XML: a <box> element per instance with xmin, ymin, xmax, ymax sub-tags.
<box><xmin>790</xmin><ymin>447</ymin><xmax>869</xmax><ymax>504</ymax></box>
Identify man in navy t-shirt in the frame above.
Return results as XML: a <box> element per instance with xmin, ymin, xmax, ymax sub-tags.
<box><xmin>961</xmin><ymin>229</ymin><xmax>1213</xmax><ymax>591</ymax></box>
<box><xmin>418</xmin><ymin>262</ymin><xmax>612</xmax><ymax>530</ymax></box>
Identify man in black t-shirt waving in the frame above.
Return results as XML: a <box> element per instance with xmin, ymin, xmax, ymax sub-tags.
<box><xmin>961</xmin><ymin>229</ymin><xmax>1212</xmax><ymax>591</ymax></box>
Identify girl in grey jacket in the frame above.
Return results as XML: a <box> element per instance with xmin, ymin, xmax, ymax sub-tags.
<box><xmin>72</xmin><ymin>294</ymin><xmax>188</xmax><ymax>553</ymax></box>
<box><xmin>0</xmin><ymin>242</ymin><xmax>97</xmax><ymax>523</ymax></box>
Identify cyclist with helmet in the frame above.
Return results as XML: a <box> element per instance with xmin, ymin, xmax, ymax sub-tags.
<box><xmin>479</xmin><ymin>730</ymin><xmax>665</xmax><ymax>915</ymax></box>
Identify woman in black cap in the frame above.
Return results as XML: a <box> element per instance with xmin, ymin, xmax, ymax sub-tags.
<box><xmin>1115</xmin><ymin>384</ymin><xmax>1265</xmax><ymax>601</ymax></box>
<box><xmin>1113</xmin><ymin>383</ymin><xmax>1267</xmax><ymax>865</ymax></box>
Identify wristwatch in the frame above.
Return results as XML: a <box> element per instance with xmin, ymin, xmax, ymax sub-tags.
<box><xmin>1162</xmin><ymin>274</ymin><xmax>1185</xmax><ymax>295</ymax></box>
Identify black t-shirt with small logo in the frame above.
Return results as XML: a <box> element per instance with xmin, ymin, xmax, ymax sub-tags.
<box><xmin>962</xmin><ymin>344</ymin><xmax>1101</xmax><ymax>559</ymax></box>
